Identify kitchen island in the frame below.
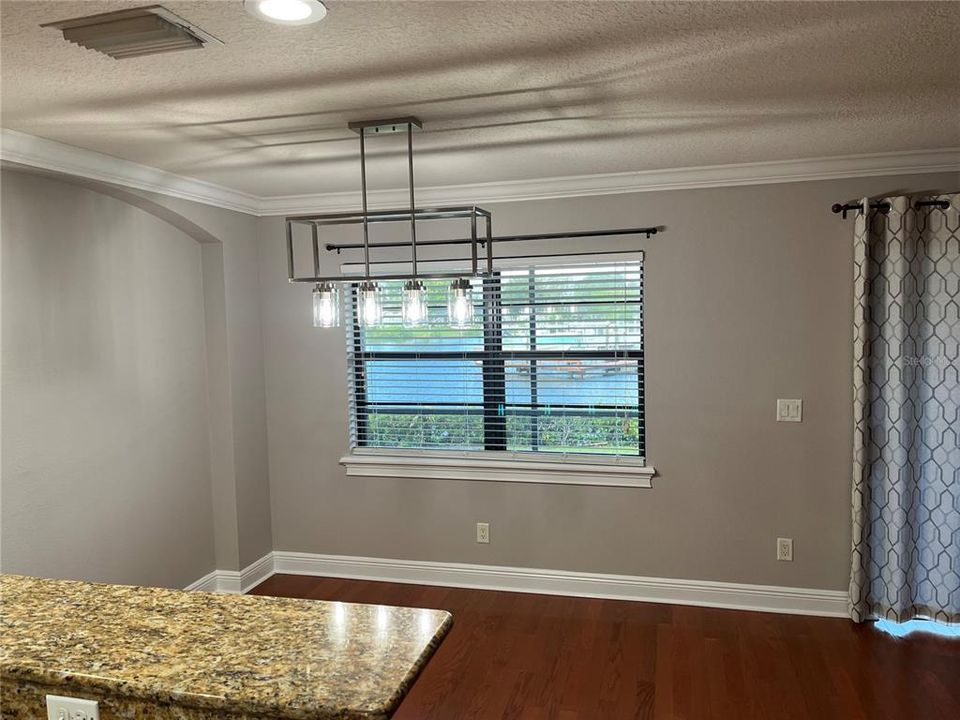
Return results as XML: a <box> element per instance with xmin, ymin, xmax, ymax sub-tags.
<box><xmin>0</xmin><ymin>574</ymin><xmax>451</xmax><ymax>719</ymax></box>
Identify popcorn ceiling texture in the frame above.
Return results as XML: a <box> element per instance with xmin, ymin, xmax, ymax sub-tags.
<box><xmin>1</xmin><ymin>1</ymin><xmax>957</xmax><ymax>196</ymax></box>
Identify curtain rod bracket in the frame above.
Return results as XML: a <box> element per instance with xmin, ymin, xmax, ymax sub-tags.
<box><xmin>832</xmin><ymin>199</ymin><xmax>951</xmax><ymax>218</ymax></box>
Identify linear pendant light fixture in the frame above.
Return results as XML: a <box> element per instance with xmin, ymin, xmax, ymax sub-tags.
<box><xmin>352</xmin><ymin>118</ymin><xmax>423</xmax><ymax>328</ymax></box>
<box><xmin>314</xmin><ymin>116</ymin><xmax>460</xmax><ymax>330</ymax></box>
<box><xmin>398</xmin><ymin>120</ymin><xmax>427</xmax><ymax>328</ymax></box>
<box><xmin>283</xmin><ymin>117</ymin><xmax>661</xmax><ymax>330</ymax></box>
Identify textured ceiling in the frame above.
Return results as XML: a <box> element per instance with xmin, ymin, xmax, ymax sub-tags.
<box><xmin>1</xmin><ymin>1</ymin><xmax>958</xmax><ymax>196</ymax></box>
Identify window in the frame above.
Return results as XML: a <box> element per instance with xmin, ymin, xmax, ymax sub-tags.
<box><xmin>345</xmin><ymin>257</ymin><xmax>645</xmax><ymax>465</ymax></box>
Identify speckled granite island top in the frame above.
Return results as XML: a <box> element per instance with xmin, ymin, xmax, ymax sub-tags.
<box><xmin>0</xmin><ymin>574</ymin><xmax>452</xmax><ymax>719</ymax></box>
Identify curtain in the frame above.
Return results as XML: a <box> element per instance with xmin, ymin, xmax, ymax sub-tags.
<box><xmin>849</xmin><ymin>193</ymin><xmax>960</xmax><ymax>624</ymax></box>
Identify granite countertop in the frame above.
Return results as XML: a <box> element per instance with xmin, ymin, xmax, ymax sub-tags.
<box><xmin>0</xmin><ymin>574</ymin><xmax>451</xmax><ymax>719</ymax></box>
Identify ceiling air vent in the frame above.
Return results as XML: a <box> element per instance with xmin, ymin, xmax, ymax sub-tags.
<box><xmin>42</xmin><ymin>5</ymin><xmax>222</xmax><ymax>59</ymax></box>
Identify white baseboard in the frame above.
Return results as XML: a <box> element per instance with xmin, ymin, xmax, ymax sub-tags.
<box><xmin>184</xmin><ymin>553</ymin><xmax>273</xmax><ymax>594</ymax></box>
<box><xmin>240</xmin><ymin>552</ymin><xmax>276</xmax><ymax>593</ymax></box>
<box><xmin>183</xmin><ymin>570</ymin><xmax>220</xmax><ymax>592</ymax></box>
<box><xmin>188</xmin><ymin>551</ymin><xmax>848</xmax><ymax>617</ymax></box>
<box><xmin>215</xmin><ymin>570</ymin><xmax>242</xmax><ymax>594</ymax></box>
<box><xmin>269</xmin><ymin>551</ymin><xmax>849</xmax><ymax>618</ymax></box>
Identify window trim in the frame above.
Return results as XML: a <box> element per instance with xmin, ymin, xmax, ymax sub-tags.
<box><xmin>340</xmin><ymin>448</ymin><xmax>655</xmax><ymax>488</ymax></box>
<box><xmin>344</xmin><ymin>252</ymin><xmax>647</xmax><ymax>467</ymax></box>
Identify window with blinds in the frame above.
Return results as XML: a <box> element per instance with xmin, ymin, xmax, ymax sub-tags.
<box><xmin>346</xmin><ymin>258</ymin><xmax>644</xmax><ymax>458</ymax></box>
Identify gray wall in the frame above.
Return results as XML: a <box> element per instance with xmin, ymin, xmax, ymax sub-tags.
<box><xmin>4</xmin><ymin>166</ymin><xmax>956</xmax><ymax>592</ymax></box>
<box><xmin>1</xmin><ymin>171</ymin><xmax>214</xmax><ymax>587</ymax></box>
<box><xmin>0</xmin><ymin>169</ymin><xmax>273</xmax><ymax>586</ymax></box>
<box><xmin>259</xmin><ymin>171</ymin><xmax>958</xmax><ymax>592</ymax></box>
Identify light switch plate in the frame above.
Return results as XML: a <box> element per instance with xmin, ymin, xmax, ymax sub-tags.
<box><xmin>46</xmin><ymin>695</ymin><xmax>99</xmax><ymax>720</ymax></box>
<box><xmin>776</xmin><ymin>398</ymin><xmax>802</xmax><ymax>422</ymax></box>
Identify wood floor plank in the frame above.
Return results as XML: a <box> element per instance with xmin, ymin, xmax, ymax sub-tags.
<box><xmin>254</xmin><ymin>574</ymin><xmax>960</xmax><ymax>719</ymax></box>
<box><xmin>651</xmin><ymin>623</ymin><xmax>674</xmax><ymax>720</ymax></box>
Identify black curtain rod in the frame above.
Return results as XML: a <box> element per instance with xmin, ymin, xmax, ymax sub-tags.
<box><xmin>324</xmin><ymin>226</ymin><xmax>659</xmax><ymax>253</ymax></box>
<box><xmin>340</xmin><ymin>248</ymin><xmax>642</xmax><ymax>267</ymax></box>
<box><xmin>831</xmin><ymin>200</ymin><xmax>951</xmax><ymax>219</ymax></box>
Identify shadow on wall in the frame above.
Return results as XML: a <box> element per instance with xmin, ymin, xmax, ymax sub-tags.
<box><xmin>1</xmin><ymin>164</ymin><xmax>223</xmax><ymax>245</ymax></box>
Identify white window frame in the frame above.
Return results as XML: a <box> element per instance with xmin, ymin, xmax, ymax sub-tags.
<box><xmin>340</xmin><ymin>449</ymin><xmax>654</xmax><ymax>488</ymax></box>
<box><xmin>339</xmin><ymin>252</ymin><xmax>654</xmax><ymax>488</ymax></box>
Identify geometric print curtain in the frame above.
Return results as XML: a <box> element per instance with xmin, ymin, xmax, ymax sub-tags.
<box><xmin>849</xmin><ymin>193</ymin><xmax>960</xmax><ymax>624</ymax></box>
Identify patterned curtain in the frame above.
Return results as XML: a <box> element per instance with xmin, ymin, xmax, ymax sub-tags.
<box><xmin>849</xmin><ymin>193</ymin><xmax>960</xmax><ymax>624</ymax></box>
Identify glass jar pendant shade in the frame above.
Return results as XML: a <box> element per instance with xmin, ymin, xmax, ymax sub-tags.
<box><xmin>357</xmin><ymin>281</ymin><xmax>383</xmax><ymax>327</ymax></box>
<box><xmin>448</xmin><ymin>278</ymin><xmax>474</xmax><ymax>328</ymax></box>
<box><xmin>312</xmin><ymin>282</ymin><xmax>340</xmax><ymax>328</ymax></box>
<box><xmin>401</xmin><ymin>279</ymin><xmax>428</xmax><ymax>326</ymax></box>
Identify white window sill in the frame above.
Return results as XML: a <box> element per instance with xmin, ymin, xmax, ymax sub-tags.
<box><xmin>339</xmin><ymin>450</ymin><xmax>655</xmax><ymax>488</ymax></box>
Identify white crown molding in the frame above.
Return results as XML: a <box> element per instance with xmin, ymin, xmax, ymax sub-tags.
<box><xmin>4</xmin><ymin>128</ymin><xmax>957</xmax><ymax>217</ymax></box>
<box><xmin>0</xmin><ymin>129</ymin><xmax>261</xmax><ymax>215</ymax></box>
<box><xmin>268</xmin><ymin>551</ymin><xmax>849</xmax><ymax>618</ymax></box>
<box><xmin>260</xmin><ymin>148</ymin><xmax>960</xmax><ymax>215</ymax></box>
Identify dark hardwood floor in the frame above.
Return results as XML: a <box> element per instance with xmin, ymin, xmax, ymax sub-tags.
<box><xmin>250</xmin><ymin>574</ymin><xmax>960</xmax><ymax>720</ymax></box>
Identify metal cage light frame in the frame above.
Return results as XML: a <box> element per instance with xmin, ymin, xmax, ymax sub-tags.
<box><xmin>284</xmin><ymin>116</ymin><xmax>660</xmax><ymax>328</ymax></box>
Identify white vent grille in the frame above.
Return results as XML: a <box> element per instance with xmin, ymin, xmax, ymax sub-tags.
<box><xmin>42</xmin><ymin>5</ymin><xmax>222</xmax><ymax>60</ymax></box>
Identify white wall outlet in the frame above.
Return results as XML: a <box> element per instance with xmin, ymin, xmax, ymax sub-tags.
<box><xmin>476</xmin><ymin>522</ymin><xmax>490</xmax><ymax>544</ymax></box>
<box><xmin>46</xmin><ymin>695</ymin><xmax>99</xmax><ymax>720</ymax></box>
<box><xmin>777</xmin><ymin>537</ymin><xmax>794</xmax><ymax>562</ymax></box>
<box><xmin>776</xmin><ymin>398</ymin><xmax>802</xmax><ymax>422</ymax></box>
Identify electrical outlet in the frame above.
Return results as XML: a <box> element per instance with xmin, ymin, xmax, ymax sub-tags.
<box><xmin>777</xmin><ymin>537</ymin><xmax>794</xmax><ymax>562</ymax></box>
<box><xmin>46</xmin><ymin>695</ymin><xmax>99</xmax><ymax>720</ymax></box>
<box><xmin>776</xmin><ymin>398</ymin><xmax>803</xmax><ymax>422</ymax></box>
<box><xmin>476</xmin><ymin>522</ymin><xmax>490</xmax><ymax>544</ymax></box>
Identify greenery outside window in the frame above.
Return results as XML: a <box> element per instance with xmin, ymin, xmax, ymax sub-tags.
<box><xmin>346</xmin><ymin>258</ymin><xmax>645</xmax><ymax>461</ymax></box>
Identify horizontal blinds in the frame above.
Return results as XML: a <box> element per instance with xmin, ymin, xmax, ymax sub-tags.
<box><xmin>346</xmin><ymin>260</ymin><xmax>644</xmax><ymax>457</ymax></box>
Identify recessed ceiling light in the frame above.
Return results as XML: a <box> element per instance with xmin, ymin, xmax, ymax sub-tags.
<box><xmin>245</xmin><ymin>0</ymin><xmax>327</xmax><ymax>26</ymax></box>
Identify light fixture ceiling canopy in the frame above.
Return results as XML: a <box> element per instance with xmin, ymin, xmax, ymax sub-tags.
<box><xmin>348</xmin><ymin>117</ymin><xmax>423</xmax><ymax>136</ymax></box>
